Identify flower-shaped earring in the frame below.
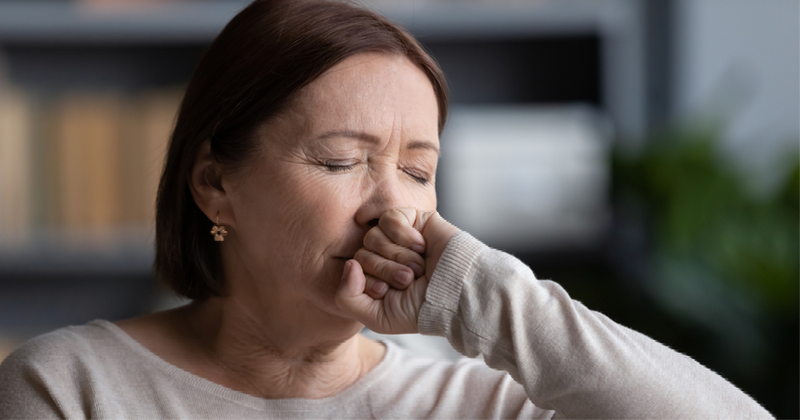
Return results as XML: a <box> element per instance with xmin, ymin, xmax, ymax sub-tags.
<box><xmin>210</xmin><ymin>212</ymin><xmax>228</xmax><ymax>242</ymax></box>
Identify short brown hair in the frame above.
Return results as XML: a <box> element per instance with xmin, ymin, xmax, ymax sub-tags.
<box><xmin>154</xmin><ymin>0</ymin><xmax>448</xmax><ymax>300</ymax></box>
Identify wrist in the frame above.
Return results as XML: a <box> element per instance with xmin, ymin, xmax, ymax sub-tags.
<box><xmin>420</xmin><ymin>212</ymin><xmax>459</xmax><ymax>279</ymax></box>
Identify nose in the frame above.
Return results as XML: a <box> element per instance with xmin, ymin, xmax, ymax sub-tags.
<box><xmin>354</xmin><ymin>173</ymin><xmax>405</xmax><ymax>228</ymax></box>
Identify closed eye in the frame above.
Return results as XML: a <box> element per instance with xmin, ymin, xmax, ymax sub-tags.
<box><xmin>403</xmin><ymin>169</ymin><xmax>430</xmax><ymax>185</ymax></box>
<box><xmin>323</xmin><ymin>161</ymin><xmax>358</xmax><ymax>172</ymax></box>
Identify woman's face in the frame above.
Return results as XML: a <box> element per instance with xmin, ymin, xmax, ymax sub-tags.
<box><xmin>221</xmin><ymin>53</ymin><xmax>440</xmax><ymax>320</ymax></box>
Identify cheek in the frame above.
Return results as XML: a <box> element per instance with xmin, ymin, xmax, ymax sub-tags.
<box><xmin>229</xmin><ymin>170</ymin><xmax>360</xmax><ymax>292</ymax></box>
<box><xmin>407</xmin><ymin>183</ymin><xmax>437</xmax><ymax>212</ymax></box>
<box><xmin>229</xmin><ymin>170</ymin><xmax>306</xmax><ymax>244</ymax></box>
<box><xmin>273</xmin><ymin>171</ymin><xmax>365</xmax><ymax>251</ymax></box>
<box><xmin>300</xmin><ymin>172</ymin><xmax>363</xmax><ymax>215</ymax></box>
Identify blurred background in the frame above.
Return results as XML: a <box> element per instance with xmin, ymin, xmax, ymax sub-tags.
<box><xmin>0</xmin><ymin>0</ymin><xmax>796</xmax><ymax>417</ymax></box>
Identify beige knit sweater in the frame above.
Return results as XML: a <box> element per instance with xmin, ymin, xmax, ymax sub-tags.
<box><xmin>0</xmin><ymin>232</ymin><xmax>772</xmax><ymax>418</ymax></box>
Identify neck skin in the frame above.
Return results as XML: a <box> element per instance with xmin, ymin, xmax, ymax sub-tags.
<box><xmin>118</xmin><ymin>279</ymin><xmax>385</xmax><ymax>400</ymax></box>
<box><xmin>179</xmin><ymin>297</ymin><xmax>383</xmax><ymax>400</ymax></box>
<box><xmin>119</xmin><ymin>298</ymin><xmax>384</xmax><ymax>400</ymax></box>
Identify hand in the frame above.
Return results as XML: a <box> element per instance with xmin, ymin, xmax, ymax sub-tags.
<box><xmin>335</xmin><ymin>208</ymin><xmax>458</xmax><ymax>334</ymax></box>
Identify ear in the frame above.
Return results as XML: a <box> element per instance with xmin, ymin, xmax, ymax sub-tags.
<box><xmin>189</xmin><ymin>139</ymin><xmax>233</xmax><ymax>227</ymax></box>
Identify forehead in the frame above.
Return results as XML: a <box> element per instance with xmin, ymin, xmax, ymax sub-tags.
<box><xmin>286</xmin><ymin>53</ymin><xmax>440</xmax><ymax>141</ymax></box>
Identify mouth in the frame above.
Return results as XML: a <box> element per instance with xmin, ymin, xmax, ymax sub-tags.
<box><xmin>334</xmin><ymin>241</ymin><xmax>362</xmax><ymax>262</ymax></box>
<box><xmin>334</xmin><ymin>247</ymin><xmax>359</xmax><ymax>261</ymax></box>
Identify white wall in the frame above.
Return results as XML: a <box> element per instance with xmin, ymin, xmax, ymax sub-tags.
<box><xmin>674</xmin><ymin>0</ymin><xmax>799</xmax><ymax>191</ymax></box>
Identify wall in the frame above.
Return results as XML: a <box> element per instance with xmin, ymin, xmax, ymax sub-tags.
<box><xmin>674</xmin><ymin>0</ymin><xmax>799</xmax><ymax>192</ymax></box>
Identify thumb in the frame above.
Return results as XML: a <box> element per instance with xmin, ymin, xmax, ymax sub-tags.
<box><xmin>335</xmin><ymin>260</ymin><xmax>382</xmax><ymax>326</ymax></box>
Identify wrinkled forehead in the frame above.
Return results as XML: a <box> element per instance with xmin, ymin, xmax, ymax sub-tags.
<box><xmin>285</xmin><ymin>53</ymin><xmax>440</xmax><ymax>139</ymax></box>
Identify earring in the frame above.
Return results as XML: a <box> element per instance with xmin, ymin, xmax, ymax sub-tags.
<box><xmin>210</xmin><ymin>212</ymin><xmax>228</xmax><ymax>242</ymax></box>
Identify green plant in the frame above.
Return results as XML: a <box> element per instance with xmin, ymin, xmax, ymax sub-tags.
<box><xmin>615</xmin><ymin>127</ymin><xmax>798</xmax><ymax>316</ymax></box>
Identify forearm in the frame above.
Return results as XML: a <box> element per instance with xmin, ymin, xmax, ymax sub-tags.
<box><xmin>418</xmin><ymin>231</ymin><xmax>772</xmax><ymax>419</ymax></box>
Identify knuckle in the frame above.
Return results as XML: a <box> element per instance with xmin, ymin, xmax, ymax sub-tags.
<box><xmin>402</xmin><ymin>251</ymin><xmax>424</xmax><ymax>268</ymax></box>
<box><xmin>354</xmin><ymin>248</ymin><xmax>370</xmax><ymax>262</ymax></box>
<box><xmin>389</xmin><ymin>248</ymin><xmax>405</xmax><ymax>264</ymax></box>
<box><xmin>376</xmin><ymin>258</ymin><xmax>395</xmax><ymax>280</ymax></box>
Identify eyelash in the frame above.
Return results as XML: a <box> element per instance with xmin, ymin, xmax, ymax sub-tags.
<box><xmin>322</xmin><ymin>161</ymin><xmax>430</xmax><ymax>185</ymax></box>
<box><xmin>323</xmin><ymin>161</ymin><xmax>357</xmax><ymax>172</ymax></box>
<box><xmin>406</xmin><ymin>171</ymin><xmax>429</xmax><ymax>186</ymax></box>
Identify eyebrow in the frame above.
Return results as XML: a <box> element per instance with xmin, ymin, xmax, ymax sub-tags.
<box><xmin>316</xmin><ymin>130</ymin><xmax>440</xmax><ymax>156</ymax></box>
<box><xmin>317</xmin><ymin>130</ymin><xmax>380</xmax><ymax>144</ymax></box>
<box><xmin>406</xmin><ymin>140</ymin><xmax>440</xmax><ymax>156</ymax></box>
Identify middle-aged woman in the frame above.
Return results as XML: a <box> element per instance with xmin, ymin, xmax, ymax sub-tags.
<box><xmin>0</xmin><ymin>0</ymin><xmax>773</xmax><ymax>418</ymax></box>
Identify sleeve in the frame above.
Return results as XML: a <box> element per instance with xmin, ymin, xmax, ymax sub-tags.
<box><xmin>417</xmin><ymin>231</ymin><xmax>773</xmax><ymax>419</ymax></box>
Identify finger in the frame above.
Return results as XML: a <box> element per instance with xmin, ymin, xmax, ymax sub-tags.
<box><xmin>337</xmin><ymin>259</ymin><xmax>428</xmax><ymax>335</ymax></box>
<box><xmin>364</xmin><ymin>273</ymin><xmax>389</xmax><ymax>299</ymax></box>
<box><xmin>363</xmin><ymin>228</ymin><xmax>425</xmax><ymax>276</ymax></box>
<box><xmin>335</xmin><ymin>260</ymin><xmax>383</xmax><ymax>324</ymax></box>
<box><xmin>378</xmin><ymin>209</ymin><xmax>426</xmax><ymax>253</ymax></box>
<box><xmin>376</xmin><ymin>274</ymin><xmax>429</xmax><ymax>335</ymax></box>
<box><xmin>356</xmin><ymin>248</ymin><xmax>416</xmax><ymax>290</ymax></box>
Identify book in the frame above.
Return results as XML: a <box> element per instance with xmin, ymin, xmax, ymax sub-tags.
<box><xmin>120</xmin><ymin>89</ymin><xmax>182</xmax><ymax>225</ymax></box>
<box><xmin>139</xmin><ymin>89</ymin><xmax>182</xmax><ymax>224</ymax></box>
<box><xmin>0</xmin><ymin>86</ymin><xmax>33</xmax><ymax>247</ymax></box>
<box><xmin>3</xmin><ymin>87</ymin><xmax>185</xmax><ymax>247</ymax></box>
<box><xmin>51</xmin><ymin>92</ymin><xmax>125</xmax><ymax>235</ymax></box>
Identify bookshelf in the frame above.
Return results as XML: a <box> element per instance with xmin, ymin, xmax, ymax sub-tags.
<box><xmin>0</xmin><ymin>0</ymin><xmax>645</xmax><ymax>341</ymax></box>
<box><xmin>0</xmin><ymin>1</ymin><xmax>243</xmax><ymax>43</ymax></box>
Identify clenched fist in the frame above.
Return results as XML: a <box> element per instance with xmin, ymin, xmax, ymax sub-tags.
<box><xmin>335</xmin><ymin>208</ymin><xmax>458</xmax><ymax>334</ymax></box>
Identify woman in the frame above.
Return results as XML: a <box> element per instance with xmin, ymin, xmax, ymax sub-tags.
<box><xmin>0</xmin><ymin>0</ymin><xmax>772</xmax><ymax>418</ymax></box>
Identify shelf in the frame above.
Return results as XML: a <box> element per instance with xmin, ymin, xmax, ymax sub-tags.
<box><xmin>0</xmin><ymin>0</ymin><xmax>635</xmax><ymax>44</ymax></box>
<box><xmin>371</xmin><ymin>0</ymin><xmax>634</xmax><ymax>39</ymax></box>
<box><xmin>0</xmin><ymin>0</ymin><xmax>645</xmax><ymax>275</ymax></box>
<box><xmin>0</xmin><ymin>1</ymin><xmax>248</xmax><ymax>44</ymax></box>
<box><xmin>0</xmin><ymin>0</ymin><xmax>644</xmax><ymax>137</ymax></box>
<box><xmin>0</xmin><ymin>229</ymin><xmax>155</xmax><ymax>276</ymax></box>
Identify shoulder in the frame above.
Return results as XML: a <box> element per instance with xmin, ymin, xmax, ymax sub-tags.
<box><xmin>0</xmin><ymin>321</ymin><xmax>125</xmax><ymax>384</ymax></box>
<box><xmin>0</xmin><ymin>321</ymin><xmax>125</xmax><ymax>418</ymax></box>
<box><xmin>1</xmin><ymin>320</ymin><xmax>121</xmax><ymax>373</ymax></box>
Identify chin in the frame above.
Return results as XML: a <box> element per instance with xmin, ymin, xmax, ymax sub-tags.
<box><xmin>312</xmin><ymin>309</ymin><xmax>365</xmax><ymax>342</ymax></box>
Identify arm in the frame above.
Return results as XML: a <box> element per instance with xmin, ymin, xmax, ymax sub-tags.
<box><xmin>418</xmin><ymin>230</ymin><xmax>772</xmax><ymax>419</ymax></box>
<box><xmin>336</xmin><ymin>210</ymin><xmax>773</xmax><ymax>418</ymax></box>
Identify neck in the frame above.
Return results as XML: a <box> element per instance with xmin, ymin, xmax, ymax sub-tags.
<box><xmin>182</xmin><ymin>297</ymin><xmax>384</xmax><ymax>399</ymax></box>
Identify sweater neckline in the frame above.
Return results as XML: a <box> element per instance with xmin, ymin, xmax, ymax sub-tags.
<box><xmin>89</xmin><ymin>319</ymin><xmax>398</xmax><ymax>411</ymax></box>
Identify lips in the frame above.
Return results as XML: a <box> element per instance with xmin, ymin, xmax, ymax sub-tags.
<box><xmin>335</xmin><ymin>247</ymin><xmax>361</xmax><ymax>261</ymax></box>
<box><xmin>335</xmin><ymin>238</ymin><xmax>365</xmax><ymax>261</ymax></box>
